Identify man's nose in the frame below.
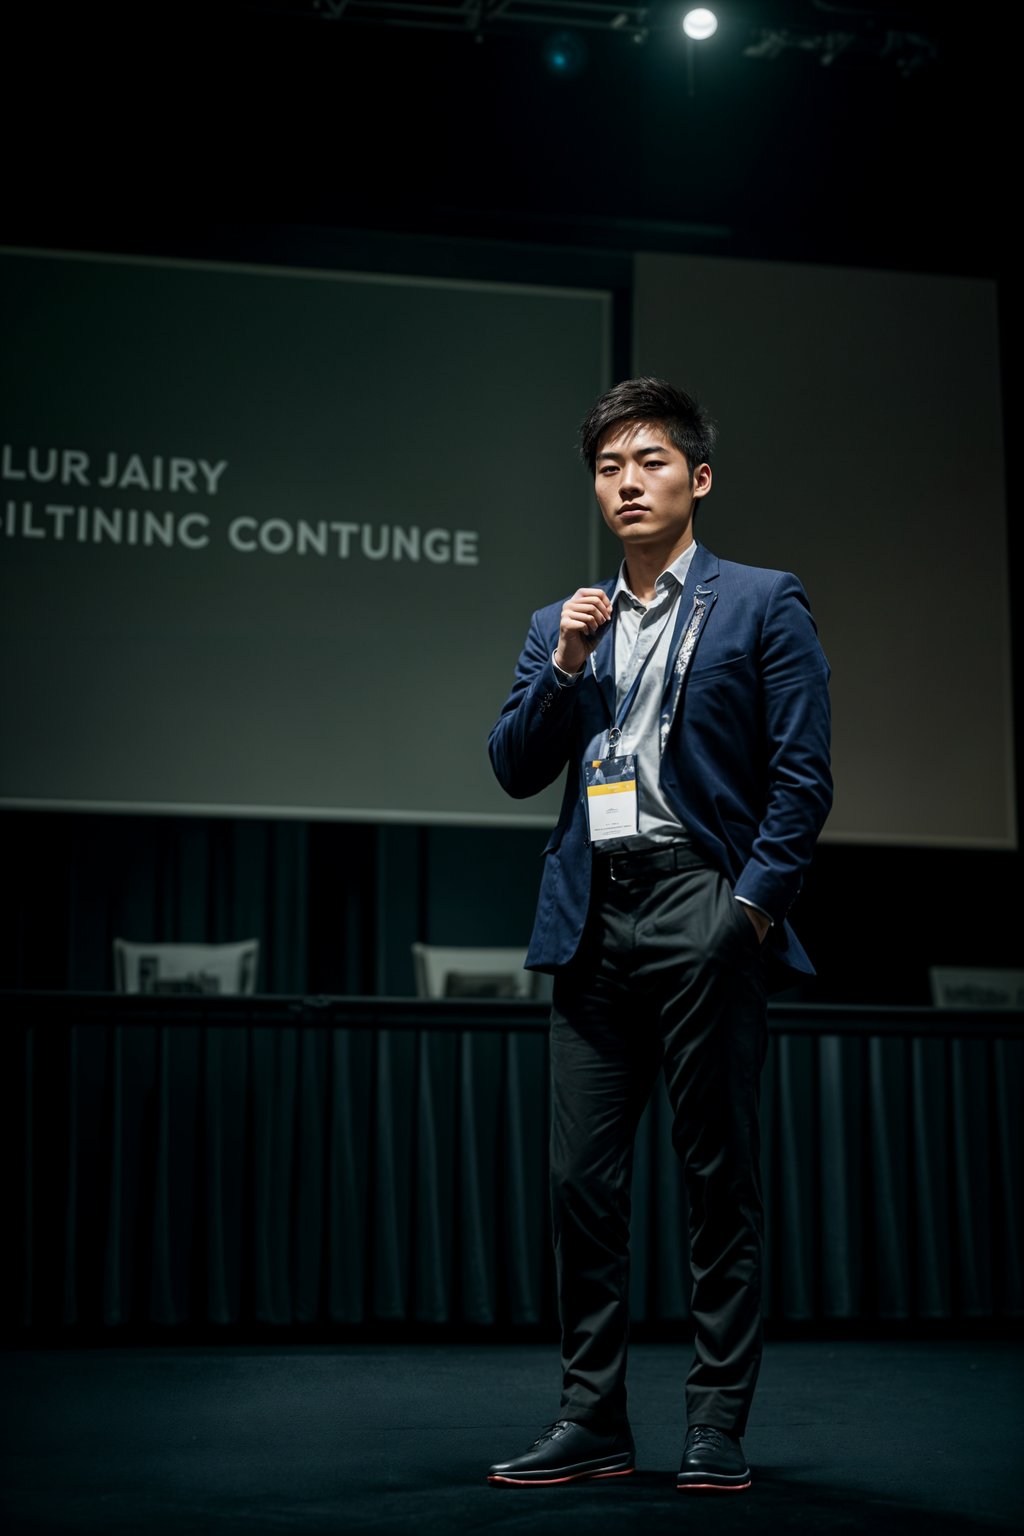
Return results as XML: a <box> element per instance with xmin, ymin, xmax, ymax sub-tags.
<box><xmin>619</xmin><ymin>470</ymin><xmax>642</xmax><ymax>499</ymax></box>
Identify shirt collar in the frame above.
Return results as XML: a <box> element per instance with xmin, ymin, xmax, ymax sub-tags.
<box><xmin>613</xmin><ymin>540</ymin><xmax>698</xmax><ymax>608</ymax></box>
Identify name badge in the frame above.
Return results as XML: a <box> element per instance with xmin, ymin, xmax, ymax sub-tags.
<box><xmin>585</xmin><ymin>755</ymin><xmax>639</xmax><ymax>841</ymax></box>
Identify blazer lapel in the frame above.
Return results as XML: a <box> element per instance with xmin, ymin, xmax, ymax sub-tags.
<box><xmin>658</xmin><ymin>545</ymin><xmax>720</xmax><ymax>741</ymax></box>
<box><xmin>676</xmin><ymin>544</ymin><xmax>720</xmax><ymax>621</ymax></box>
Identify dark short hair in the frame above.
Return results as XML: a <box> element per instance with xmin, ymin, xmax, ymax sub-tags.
<box><xmin>578</xmin><ymin>376</ymin><xmax>717</xmax><ymax>479</ymax></box>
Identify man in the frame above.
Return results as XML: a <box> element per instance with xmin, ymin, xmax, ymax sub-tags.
<box><xmin>486</xmin><ymin>377</ymin><xmax>832</xmax><ymax>1491</ymax></box>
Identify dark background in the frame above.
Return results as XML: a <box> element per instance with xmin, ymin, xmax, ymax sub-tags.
<box><xmin>1</xmin><ymin>0</ymin><xmax>1018</xmax><ymax>1002</ymax></box>
<box><xmin>4</xmin><ymin>0</ymin><xmax>1006</xmax><ymax>276</ymax></box>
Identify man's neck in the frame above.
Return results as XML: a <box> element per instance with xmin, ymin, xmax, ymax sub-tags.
<box><xmin>623</xmin><ymin>534</ymin><xmax>695</xmax><ymax>603</ymax></box>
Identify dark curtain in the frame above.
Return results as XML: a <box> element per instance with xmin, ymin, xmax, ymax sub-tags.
<box><xmin>7</xmin><ymin>1004</ymin><xmax>1022</xmax><ymax>1334</ymax></box>
<box><xmin>3</xmin><ymin>807</ymin><xmax>1021</xmax><ymax>1006</ymax></box>
<box><xmin>2</xmin><ymin>812</ymin><xmax>310</xmax><ymax>994</ymax></box>
<box><xmin>0</xmin><ymin>812</ymin><xmax>548</xmax><ymax>999</ymax></box>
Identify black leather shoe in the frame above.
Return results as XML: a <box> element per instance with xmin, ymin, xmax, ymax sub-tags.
<box><xmin>676</xmin><ymin>1424</ymin><xmax>751</xmax><ymax>1490</ymax></box>
<box><xmin>487</xmin><ymin>1420</ymin><xmax>636</xmax><ymax>1485</ymax></box>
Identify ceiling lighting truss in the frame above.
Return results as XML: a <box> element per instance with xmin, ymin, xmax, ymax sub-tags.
<box><xmin>744</xmin><ymin>23</ymin><xmax>938</xmax><ymax>78</ymax></box>
<box><xmin>271</xmin><ymin>3</ymin><xmax>938</xmax><ymax>74</ymax></box>
<box><xmin>307</xmin><ymin>1</ymin><xmax>650</xmax><ymax>42</ymax></box>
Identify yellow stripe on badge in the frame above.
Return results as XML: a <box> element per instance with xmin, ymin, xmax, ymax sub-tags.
<box><xmin>587</xmin><ymin>782</ymin><xmax>634</xmax><ymax>796</ymax></box>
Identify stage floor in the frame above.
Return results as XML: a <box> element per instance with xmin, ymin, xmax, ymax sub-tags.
<box><xmin>2</xmin><ymin>1339</ymin><xmax>1021</xmax><ymax>1534</ymax></box>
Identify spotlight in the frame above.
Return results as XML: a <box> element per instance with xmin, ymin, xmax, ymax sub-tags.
<box><xmin>542</xmin><ymin>29</ymin><xmax>588</xmax><ymax>78</ymax></box>
<box><xmin>682</xmin><ymin>8</ymin><xmax>718</xmax><ymax>41</ymax></box>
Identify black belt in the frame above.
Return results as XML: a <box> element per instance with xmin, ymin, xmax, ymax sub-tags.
<box><xmin>594</xmin><ymin>841</ymin><xmax>707</xmax><ymax>884</ymax></box>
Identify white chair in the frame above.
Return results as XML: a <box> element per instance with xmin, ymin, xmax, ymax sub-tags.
<box><xmin>411</xmin><ymin>942</ymin><xmax>552</xmax><ymax>1001</ymax></box>
<box><xmin>928</xmin><ymin>967</ymin><xmax>1024</xmax><ymax>1010</ymax></box>
<box><xmin>113</xmin><ymin>938</ymin><xmax>260</xmax><ymax>996</ymax></box>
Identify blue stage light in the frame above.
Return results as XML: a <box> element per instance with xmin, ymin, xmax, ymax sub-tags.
<box><xmin>542</xmin><ymin>29</ymin><xmax>587</xmax><ymax>78</ymax></box>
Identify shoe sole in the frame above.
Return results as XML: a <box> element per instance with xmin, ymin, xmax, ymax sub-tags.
<box><xmin>677</xmin><ymin>1476</ymin><xmax>751</xmax><ymax>1491</ymax></box>
<box><xmin>488</xmin><ymin>1462</ymin><xmax>636</xmax><ymax>1487</ymax></box>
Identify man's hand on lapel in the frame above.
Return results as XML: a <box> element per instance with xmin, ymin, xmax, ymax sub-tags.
<box><xmin>554</xmin><ymin>588</ymin><xmax>613</xmax><ymax>675</ymax></box>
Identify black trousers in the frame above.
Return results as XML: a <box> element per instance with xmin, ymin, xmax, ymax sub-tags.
<box><xmin>549</xmin><ymin>842</ymin><xmax>769</xmax><ymax>1438</ymax></box>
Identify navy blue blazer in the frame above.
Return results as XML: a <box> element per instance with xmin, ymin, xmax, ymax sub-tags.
<box><xmin>489</xmin><ymin>544</ymin><xmax>833</xmax><ymax>979</ymax></box>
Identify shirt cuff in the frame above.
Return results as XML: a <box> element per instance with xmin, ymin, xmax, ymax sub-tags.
<box><xmin>735</xmin><ymin>895</ymin><xmax>773</xmax><ymax>926</ymax></box>
<box><xmin>551</xmin><ymin>651</ymin><xmax>584</xmax><ymax>687</ymax></box>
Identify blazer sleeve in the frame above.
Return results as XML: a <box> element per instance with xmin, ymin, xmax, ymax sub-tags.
<box><xmin>488</xmin><ymin>607</ymin><xmax>581</xmax><ymax>800</ymax></box>
<box><xmin>732</xmin><ymin>571</ymin><xmax>833</xmax><ymax>922</ymax></box>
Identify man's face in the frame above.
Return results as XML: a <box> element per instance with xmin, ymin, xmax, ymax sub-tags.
<box><xmin>593</xmin><ymin>421</ymin><xmax>710</xmax><ymax>553</ymax></box>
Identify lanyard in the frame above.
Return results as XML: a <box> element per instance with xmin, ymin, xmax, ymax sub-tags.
<box><xmin>603</xmin><ymin>583</ymin><xmax>686</xmax><ymax>755</ymax></box>
<box><xmin>604</xmin><ymin>621</ymin><xmax>664</xmax><ymax>756</ymax></box>
<box><xmin>591</xmin><ymin>582</ymin><xmax>715</xmax><ymax>757</ymax></box>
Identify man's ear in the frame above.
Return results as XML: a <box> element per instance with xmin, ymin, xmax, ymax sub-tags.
<box><xmin>692</xmin><ymin>462</ymin><xmax>712</xmax><ymax>500</ymax></box>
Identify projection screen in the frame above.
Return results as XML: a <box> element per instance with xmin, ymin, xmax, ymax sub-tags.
<box><xmin>0</xmin><ymin>248</ymin><xmax>610</xmax><ymax>825</ymax></box>
<box><xmin>634</xmin><ymin>251</ymin><xmax>1014</xmax><ymax>848</ymax></box>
